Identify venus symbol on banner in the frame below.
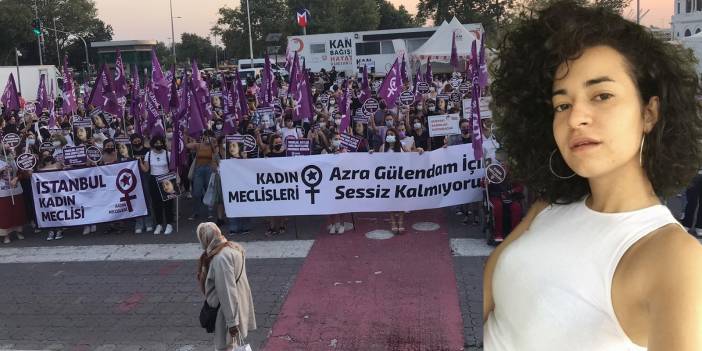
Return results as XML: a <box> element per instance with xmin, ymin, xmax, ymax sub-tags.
<box><xmin>301</xmin><ymin>165</ymin><xmax>322</xmax><ymax>204</ymax></box>
<box><xmin>116</xmin><ymin>168</ymin><xmax>138</xmax><ymax>212</ymax></box>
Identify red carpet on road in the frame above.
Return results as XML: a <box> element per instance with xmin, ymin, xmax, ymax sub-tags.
<box><xmin>263</xmin><ymin>209</ymin><xmax>465</xmax><ymax>351</ymax></box>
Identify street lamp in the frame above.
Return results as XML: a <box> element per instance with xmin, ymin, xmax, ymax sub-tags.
<box><xmin>246</xmin><ymin>0</ymin><xmax>254</xmax><ymax>67</ymax></box>
<box><xmin>15</xmin><ymin>49</ymin><xmax>22</xmax><ymax>94</ymax></box>
<box><xmin>169</xmin><ymin>0</ymin><xmax>181</xmax><ymax>64</ymax></box>
<box><xmin>45</xmin><ymin>26</ymin><xmax>90</xmax><ymax>76</ymax></box>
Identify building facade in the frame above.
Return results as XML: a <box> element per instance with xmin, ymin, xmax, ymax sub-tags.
<box><xmin>91</xmin><ymin>40</ymin><xmax>158</xmax><ymax>77</ymax></box>
<box><xmin>672</xmin><ymin>0</ymin><xmax>702</xmax><ymax>38</ymax></box>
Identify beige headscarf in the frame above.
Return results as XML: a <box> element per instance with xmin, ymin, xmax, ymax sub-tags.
<box><xmin>196</xmin><ymin>222</ymin><xmax>227</xmax><ymax>255</ymax></box>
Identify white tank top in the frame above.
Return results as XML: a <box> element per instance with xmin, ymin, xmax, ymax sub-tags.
<box><xmin>484</xmin><ymin>195</ymin><xmax>681</xmax><ymax>350</ymax></box>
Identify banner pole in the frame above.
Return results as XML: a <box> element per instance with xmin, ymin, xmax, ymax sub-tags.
<box><xmin>2</xmin><ymin>147</ymin><xmax>15</xmax><ymax>205</ymax></box>
<box><xmin>176</xmin><ymin>196</ymin><xmax>180</xmax><ymax>233</ymax></box>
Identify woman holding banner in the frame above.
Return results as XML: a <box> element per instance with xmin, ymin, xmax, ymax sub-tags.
<box><xmin>186</xmin><ymin>131</ymin><xmax>218</xmax><ymax>221</ymax></box>
<box><xmin>483</xmin><ymin>1</ymin><xmax>702</xmax><ymax>349</ymax></box>
<box><xmin>0</xmin><ymin>152</ymin><xmax>26</xmax><ymax>244</ymax></box>
<box><xmin>262</xmin><ymin>134</ymin><xmax>288</xmax><ymax>236</ymax></box>
<box><xmin>140</xmin><ymin>135</ymin><xmax>174</xmax><ymax>235</ymax></box>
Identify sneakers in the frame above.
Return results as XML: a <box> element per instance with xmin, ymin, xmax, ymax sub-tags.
<box><xmin>146</xmin><ymin>226</ymin><xmax>154</xmax><ymax>232</ymax></box>
<box><xmin>153</xmin><ymin>225</ymin><xmax>163</xmax><ymax>235</ymax></box>
<box><xmin>46</xmin><ymin>231</ymin><xmax>55</xmax><ymax>241</ymax></box>
<box><xmin>328</xmin><ymin>224</ymin><xmax>337</xmax><ymax>234</ymax></box>
<box><xmin>696</xmin><ymin>228</ymin><xmax>702</xmax><ymax>237</ymax></box>
<box><xmin>54</xmin><ymin>230</ymin><xmax>63</xmax><ymax>240</ymax></box>
<box><xmin>91</xmin><ymin>225</ymin><xmax>97</xmax><ymax>233</ymax></box>
<box><xmin>336</xmin><ymin>222</ymin><xmax>345</xmax><ymax>234</ymax></box>
<box><xmin>164</xmin><ymin>224</ymin><xmax>174</xmax><ymax>235</ymax></box>
<box><xmin>82</xmin><ymin>226</ymin><xmax>91</xmax><ymax>235</ymax></box>
<box><xmin>135</xmin><ymin>227</ymin><xmax>143</xmax><ymax>234</ymax></box>
<box><xmin>16</xmin><ymin>232</ymin><xmax>24</xmax><ymax>240</ymax></box>
<box><xmin>3</xmin><ymin>236</ymin><xmax>10</xmax><ymax>244</ymax></box>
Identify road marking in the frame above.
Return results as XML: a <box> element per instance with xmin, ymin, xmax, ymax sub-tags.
<box><xmin>0</xmin><ymin>240</ymin><xmax>315</xmax><ymax>264</ymax></box>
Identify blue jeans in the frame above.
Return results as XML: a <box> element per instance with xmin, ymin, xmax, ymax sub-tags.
<box><xmin>191</xmin><ymin>165</ymin><xmax>213</xmax><ymax>218</ymax></box>
<box><xmin>228</xmin><ymin>217</ymin><xmax>252</xmax><ymax>233</ymax></box>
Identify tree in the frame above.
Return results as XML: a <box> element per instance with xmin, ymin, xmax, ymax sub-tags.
<box><xmin>417</xmin><ymin>0</ymin><xmax>515</xmax><ymax>37</ymax></box>
<box><xmin>176</xmin><ymin>33</ymin><xmax>216</xmax><ymax>67</ymax></box>
<box><xmin>214</xmin><ymin>0</ymin><xmax>290</xmax><ymax>61</ymax></box>
<box><xmin>338</xmin><ymin>0</ymin><xmax>381</xmax><ymax>32</ymax></box>
<box><xmin>377</xmin><ymin>1</ymin><xmax>422</xmax><ymax>29</ymax></box>
<box><xmin>0</xmin><ymin>0</ymin><xmax>113</xmax><ymax>70</ymax></box>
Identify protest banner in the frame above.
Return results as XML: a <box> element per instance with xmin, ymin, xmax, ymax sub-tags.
<box><xmin>86</xmin><ymin>146</ymin><xmax>102</xmax><ymax>163</ymax></box>
<box><xmin>156</xmin><ymin>172</ymin><xmax>180</xmax><ymax>201</ymax></box>
<box><xmin>428</xmin><ymin>114</ymin><xmax>461</xmax><ymax>137</ymax></box>
<box><xmin>285</xmin><ymin>138</ymin><xmax>311</xmax><ymax>156</ymax></box>
<box><xmin>15</xmin><ymin>153</ymin><xmax>37</xmax><ymax>170</ymax></box>
<box><xmin>63</xmin><ymin>145</ymin><xmax>87</xmax><ymax>166</ymax></box>
<box><xmin>220</xmin><ymin>144</ymin><xmax>485</xmax><ymax>217</ymax></box>
<box><xmin>339</xmin><ymin>133</ymin><xmax>361</xmax><ymax>151</ymax></box>
<box><xmin>32</xmin><ymin>160</ymin><xmax>148</xmax><ymax>228</ymax></box>
<box><xmin>2</xmin><ymin>133</ymin><xmax>20</xmax><ymax>148</ymax></box>
<box><xmin>72</xmin><ymin>118</ymin><xmax>93</xmax><ymax>145</ymax></box>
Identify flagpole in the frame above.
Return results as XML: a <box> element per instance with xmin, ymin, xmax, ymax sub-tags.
<box><xmin>245</xmin><ymin>0</ymin><xmax>254</xmax><ymax>67</ymax></box>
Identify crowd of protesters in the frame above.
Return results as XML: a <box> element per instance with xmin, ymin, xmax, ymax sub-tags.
<box><xmin>0</xmin><ymin>63</ymin><xmax>596</xmax><ymax>244</ymax></box>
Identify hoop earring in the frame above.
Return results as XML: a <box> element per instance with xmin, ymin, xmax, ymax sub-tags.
<box><xmin>639</xmin><ymin>135</ymin><xmax>645</xmax><ymax>167</ymax></box>
<box><xmin>549</xmin><ymin>148</ymin><xmax>576</xmax><ymax>179</ymax></box>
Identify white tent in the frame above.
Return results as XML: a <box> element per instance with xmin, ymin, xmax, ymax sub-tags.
<box><xmin>411</xmin><ymin>17</ymin><xmax>482</xmax><ymax>64</ymax></box>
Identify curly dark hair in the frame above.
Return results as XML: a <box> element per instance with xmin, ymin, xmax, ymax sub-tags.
<box><xmin>490</xmin><ymin>0</ymin><xmax>702</xmax><ymax>204</ymax></box>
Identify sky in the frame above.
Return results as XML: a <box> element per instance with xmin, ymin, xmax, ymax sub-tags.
<box><xmin>94</xmin><ymin>0</ymin><xmax>672</xmax><ymax>44</ymax></box>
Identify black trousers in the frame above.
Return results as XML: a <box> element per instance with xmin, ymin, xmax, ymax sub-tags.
<box><xmin>148</xmin><ymin>175</ymin><xmax>174</xmax><ymax>225</ymax></box>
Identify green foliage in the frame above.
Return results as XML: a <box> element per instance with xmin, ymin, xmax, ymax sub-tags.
<box><xmin>417</xmin><ymin>0</ymin><xmax>515</xmax><ymax>37</ymax></box>
<box><xmin>176</xmin><ymin>33</ymin><xmax>216</xmax><ymax>67</ymax></box>
<box><xmin>0</xmin><ymin>0</ymin><xmax>113</xmax><ymax>69</ymax></box>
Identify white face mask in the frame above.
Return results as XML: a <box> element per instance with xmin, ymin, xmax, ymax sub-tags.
<box><xmin>332</xmin><ymin>140</ymin><xmax>341</xmax><ymax>148</ymax></box>
<box><xmin>385</xmin><ymin>135</ymin><xmax>396</xmax><ymax>144</ymax></box>
<box><xmin>335</xmin><ymin>119</ymin><xmax>342</xmax><ymax>126</ymax></box>
<box><xmin>428</xmin><ymin>106</ymin><xmax>436</xmax><ymax>112</ymax></box>
<box><xmin>52</xmin><ymin>141</ymin><xmax>61</xmax><ymax>147</ymax></box>
<box><xmin>413</xmin><ymin>123</ymin><xmax>422</xmax><ymax>129</ymax></box>
<box><xmin>319</xmin><ymin>122</ymin><xmax>327</xmax><ymax>129</ymax></box>
<box><xmin>27</xmin><ymin>138</ymin><xmax>36</xmax><ymax>145</ymax></box>
<box><xmin>166</xmin><ymin>132</ymin><xmax>173</xmax><ymax>139</ymax></box>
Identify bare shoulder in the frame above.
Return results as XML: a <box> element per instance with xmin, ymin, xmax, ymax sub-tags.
<box><xmin>627</xmin><ymin>224</ymin><xmax>702</xmax><ymax>350</ymax></box>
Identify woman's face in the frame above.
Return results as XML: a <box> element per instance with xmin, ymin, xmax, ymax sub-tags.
<box><xmin>118</xmin><ymin>143</ymin><xmax>129</xmax><ymax>157</ymax></box>
<box><xmin>228</xmin><ymin>142</ymin><xmax>239</xmax><ymax>157</ymax></box>
<box><xmin>94</xmin><ymin>117</ymin><xmax>105</xmax><ymax>128</ymax></box>
<box><xmin>354</xmin><ymin>122</ymin><xmax>364</xmax><ymax>135</ymax></box>
<box><xmin>162</xmin><ymin>179</ymin><xmax>174</xmax><ymax>194</ymax></box>
<box><xmin>77</xmin><ymin>127</ymin><xmax>87</xmax><ymax>140</ymax></box>
<box><xmin>551</xmin><ymin>45</ymin><xmax>659</xmax><ymax>180</ymax></box>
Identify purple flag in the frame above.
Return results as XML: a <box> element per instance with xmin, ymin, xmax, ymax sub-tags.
<box><xmin>114</xmin><ymin>48</ymin><xmax>129</xmax><ymax>98</ymax></box>
<box><xmin>151</xmin><ymin>48</ymin><xmax>170</xmax><ymax>112</ymax></box>
<box><xmin>263</xmin><ymin>53</ymin><xmax>273</xmax><ymax>107</ymax></box>
<box><xmin>62</xmin><ymin>56</ymin><xmax>77</xmax><ymax>115</ymax></box>
<box><xmin>100</xmin><ymin>64</ymin><xmax>124</xmax><ymax>117</ymax></box>
<box><xmin>358</xmin><ymin>65</ymin><xmax>371</xmax><ymax>103</ymax></box>
<box><xmin>377</xmin><ymin>58</ymin><xmax>401</xmax><ymax>109</ymax></box>
<box><xmin>400</xmin><ymin>54</ymin><xmax>409</xmax><ymax>86</ymax></box>
<box><xmin>36</xmin><ymin>74</ymin><xmax>48</xmax><ymax>112</ymax></box>
<box><xmin>470</xmin><ymin>40</ymin><xmax>483</xmax><ymax>161</ymax></box>
<box><xmin>169</xmin><ymin>70</ymin><xmax>179</xmax><ymax>112</ymax></box>
<box><xmin>234</xmin><ymin>69</ymin><xmax>249</xmax><ymax>117</ymax></box>
<box><xmin>222</xmin><ymin>81</ymin><xmax>238</xmax><ymax>135</ymax></box>
<box><xmin>425</xmin><ymin>58</ymin><xmax>433</xmax><ymax>83</ymax></box>
<box><xmin>187</xmin><ymin>84</ymin><xmax>206</xmax><ymax>138</ymax></box>
<box><xmin>339</xmin><ymin>80</ymin><xmax>352</xmax><ymax>132</ymax></box>
<box><xmin>191</xmin><ymin>60</ymin><xmax>213</xmax><ymax>126</ymax></box>
<box><xmin>86</xmin><ymin>65</ymin><xmax>107</xmax><ymax>110</ymax></box>
<box><xmin>170</xmin><ymin>77</ymin><xmax>186</xmax><ymax>172</ymax></box>
<box><xmin>48</xmin><ymin>81</ymin><xmax>56</xmax><ymax>128</ymax></box>
<box><xmin>288</xmin><ymin>52</ymin><xmax>299</xmax><ymax>99</ymax></box>
<box><xmin>479</xmin><ymin>34</ymin><xmax>488</xmax><ymax>89</ymax></box>
<box><xmin>2</xmin><ymin>73</ymin><xmax>20</xmax><ymax>117</ymax></box>
<box><xmin>450</xmin><ymin>32</ymin><xmax>459</xmax><ymax>71</ymax></box>
<box><xmin>413</xmin><ymin>65</ymin><xmax>423</xmax><ymax>102</ymax></box>
<box><xmin>292</xmin><ymin>61</ymin><xmax>312</xmax><ymax>122</ymax></box>
<box><xmin>144</xmin><ymin>83</ymin><xmax>165</xmax><ymax>137</ymax></box>
<box><xmin>129</xmin><ymin>65</ymin><xmax>143</xmax><ymax>135</ymax></box>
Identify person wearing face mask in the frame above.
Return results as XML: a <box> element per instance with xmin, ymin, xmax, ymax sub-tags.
<box><xmin>322</xmin><ymin>132</ymin><xmax>351</xmax><ymax>234</ymax></box>
<box><xmin>351</xmin><ymin>121</ymin><xmax>369</xmax><ymax>152</ymax></box>
<box><xmin>186</xmin><ymin>131</ymin><xmax>218</xmax><ymax>222</ymax></box>
<box><xmin>376</xmin><ymin>128</ymin><xmax>407</xmax><ymax>233</ymax></box>
<box><xmin>92</xmin><ymin>139</ymin><xmax>125</xmax><ymax>235</ymax></box>
<box><xmin>17</xmin><ymin>135</ymin><xmax>40</xmax><ymax>236</ymax></box>
<box><xmin>409</xmin><ymin>117</ymin><xmax>431</xmax><ymax>151</ymax></box>
<box><xmin>140</xmin><ymin>135</ymin><xmax>175</xmax><ymax>235</ymax></box>
<box><xmin>368</xmin><ymin>112</ymin><xmax>397</xmax><ymax>152</ymax></box>
<box><xmin>130</xmin><ymin>134</ymin><xmax>154</xmax><ymax>234</ymax></box>
<box><xmin>36</xmin><ymin>155</ymin><xmax>66</xmax><ymax>241</ymax></box>
<box><xmin>445</xmin><ymin>119</ymin><xmax>473</xmax><ymax>147</ymax></box>
<box><xmin>444</xmin><ymin>119</ymin><xmax>481</xmax><ymax>224</ymax></box>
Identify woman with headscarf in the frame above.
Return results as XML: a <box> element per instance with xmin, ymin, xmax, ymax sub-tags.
<box><xmin>196</xmin><ymin>222</ymin><xmax>256</xmax><ymax>350</ymax></box>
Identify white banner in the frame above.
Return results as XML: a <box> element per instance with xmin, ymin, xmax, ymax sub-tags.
<box><xmin>32</xmin><ymin>161</ymin><xmax>148</xmax><ymax>228</ymax></box>
<box><xmin>428</xmin><ymin>113</ymin><xmax>461</xmax><ymax>137</ymax></box>
<box><xmin>220</xmin><ymin>145</ymin><xmax>485</xmax><ymax>217</ymax></box>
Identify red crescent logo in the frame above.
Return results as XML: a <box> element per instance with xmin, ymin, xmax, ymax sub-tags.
<box><xmin>293</xmin><ymin>38</ymin><xmax>304</xmax><ymax>53</ymax></box>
